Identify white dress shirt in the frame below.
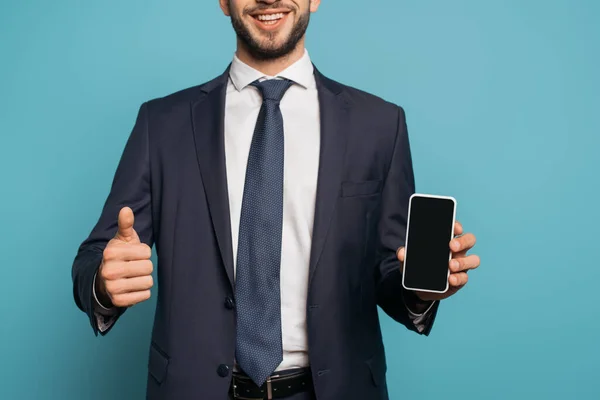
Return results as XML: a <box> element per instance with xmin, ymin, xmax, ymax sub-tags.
<box><xmin>225</xmin><ymin>50</ymin><xmax>320</xmax><ymax>370</ymax></box>
<box><xmin>93</xmin><ymin>49</ymin><xmax>435</xmax><ymax>372</ymax></box>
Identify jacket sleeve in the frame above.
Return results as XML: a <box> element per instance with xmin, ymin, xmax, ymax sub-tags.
<box><xmin>375</xmin><ymin>106</ymin><xmax>439</xmax><ymax>335</ymax></box>
<box><xmin>71</xmin><ymin>102</ymin><xmax>154</xmax><ymax>336</ymax></box>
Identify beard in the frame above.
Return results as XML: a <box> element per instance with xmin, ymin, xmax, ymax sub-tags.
<box><xmin>229</xmin><ymin>2</ymin><xmax>310</xmax><ymax>61</ymax></box>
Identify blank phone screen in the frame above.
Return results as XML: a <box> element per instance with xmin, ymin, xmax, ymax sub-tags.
<box><xmin>403</xmin><ymin>196</ymin><xmax>455</xmax><ymax>292</ymax></box>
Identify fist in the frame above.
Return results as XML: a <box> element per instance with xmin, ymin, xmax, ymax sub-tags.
<box><xmin>96</xmin><ymin>207</ymin><xmax>153</xmax><ymax>308</ymax></box>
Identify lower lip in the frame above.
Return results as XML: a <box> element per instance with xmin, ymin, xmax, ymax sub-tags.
<box><xmin>252</xmin><ymin>13</ymin><xmax>290</xmax><ymax>31</ymax></box>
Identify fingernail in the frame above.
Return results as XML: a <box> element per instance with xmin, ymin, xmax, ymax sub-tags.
<box><xmin>451</xmin><ymin>260</ymin><xmax>459</xmax><ymax>270</ymax></box>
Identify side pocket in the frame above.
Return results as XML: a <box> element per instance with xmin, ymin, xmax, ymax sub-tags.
<box><xmin>365</xmin><ymin>352</ymin><xmax>387</xmax><ymax>387</ymax></box>
<box><xmin>148</xmin><ymin>342</ymin><xmax>169</xmax><ymax>384</ymax></box>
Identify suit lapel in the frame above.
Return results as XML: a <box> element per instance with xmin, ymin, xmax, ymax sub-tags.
<box><xmin>191</xmin><ymin>68</ymin><xmax>235</xmax><ymax>289</ymax></box>
<box><xmin>189</xmin><ymin>66</ymin><xmax>349</xmax><ymax>290</ymax></box>
<box><xmin>308</xmin><ymin>69</ymin><xmax>350</xmax><ymax>286</ymax></box>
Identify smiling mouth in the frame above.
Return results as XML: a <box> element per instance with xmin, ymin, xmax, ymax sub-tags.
<box><xmin>250</xmin><ymin>11</ymin><xmax>291</xmax><ymax>28</ymax></box>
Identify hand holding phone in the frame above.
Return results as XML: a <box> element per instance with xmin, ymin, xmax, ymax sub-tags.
<box><xmin>400</xmin><ymin>193</ymin><xmax>481</xmax><ymax>301</ymax></box>
<box><xmin>401</xmin><ymin>194</ymin><xmax>457</xmax><ymax>294</ymax></box>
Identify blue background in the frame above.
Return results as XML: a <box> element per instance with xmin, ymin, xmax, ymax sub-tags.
<box><xmin>1</xmin><ymin>0</ymin><xmax>599</xmax><ymax>399</ymax></box>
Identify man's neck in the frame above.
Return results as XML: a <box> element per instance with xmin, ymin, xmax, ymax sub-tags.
<box><xmin>235</xmin><ymin>40</ymin><xmax>306</xmax><ymax>77</ymax></box>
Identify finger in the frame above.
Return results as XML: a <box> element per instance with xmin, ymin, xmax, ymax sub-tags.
<box><xmin>450</xmin><ymin>233</ymin><xmax>476</xmax><ymax>253</ymax></box>
<box><xmin>116</xmin><ymin>207</ymin><xmax>139</xmax><ymax>243</ymax></box>
<box><xmin>396</xmin><ymin>247</ymin><xmax>405</xmax><ymax>262</ymax></box>
<box><xmin>450</xmin><ymin>254</ymin><xmax>481</xmax><ymax>273</ymax></box>
<box><xmin>454</xmin><ymin>221</ymin><xmax>463</xmax><ymax>236</ymax></box>
<box><xmin>449</xmin><ymin>272</ymin><xmax>468</xmax><ymax>287</ymax></box>
<box><xmin>106</xmin><ymin>275</ymin><xmax>154</xmax><ymax>295</ymax></box>
<box><xmin>453</xmin><ymin>249</ymin><xmax>468</xmax><ymax>258</ymax></box>
<box><xmin>102</xmin><ymin>259</ymin><xmax>153</xmax><ymax>281</ymax></box>
<box><xmin>110</xmin><ymin>290</ymin><xmax>152</xmax><ymax>308</ymax></box>
<box><xmin>123</xmin><ymin>259</ymin><xmax>154</xmax><ymax>277</ymax></box>
<box><xmin>103</xmin><ymin>242</ymin><xmax>152</xmax><ymax>263</ymax></box>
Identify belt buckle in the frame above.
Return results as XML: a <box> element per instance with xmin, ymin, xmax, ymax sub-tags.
<box><xmin>232</xmin><ymin>375</ymin><xmax>272</xmax><ymax>400</ymax></box>
<box><xmin>232</xmin><ymin>376</ymin><xmax>250</xmax><ymax>399</ymax></box>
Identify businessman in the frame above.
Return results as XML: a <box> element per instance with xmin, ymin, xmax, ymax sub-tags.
<box><xmin>72</xmin><ymin>0</ymin><xmax>481</xmax><ymax>399</ymax></box>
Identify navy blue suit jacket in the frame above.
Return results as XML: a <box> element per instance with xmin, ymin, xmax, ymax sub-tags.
<box><xmin>72</xmin><ymin>67</ymin><xmax>439</xmax><ymax>400</ymax></box>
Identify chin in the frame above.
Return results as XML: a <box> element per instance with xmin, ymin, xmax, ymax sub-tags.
<box><xmin>249</xmin><ymin>45</ymin><xmax>296</xmax><ymax>61</ymax></box>
<box><xmin>249</xmin><ymin>34</ymin><xmax>295</xmax><ymax>56</ymax></box>
<box><xmin>258</xmin><ymin>38</ymin><xmax>291</xmax><ymax>52</ymax></box>
<box><xmin>232</xmin><ymin>11</ymin><xmax>308</xmax><ymax>61</ymax></box>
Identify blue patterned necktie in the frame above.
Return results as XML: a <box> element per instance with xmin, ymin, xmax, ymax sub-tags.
<box><xmin>235</xmin><ymin>79</ymin><xmax>294</xmax><ymax>387</ymax></box>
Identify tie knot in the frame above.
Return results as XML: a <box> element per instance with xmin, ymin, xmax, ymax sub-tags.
<box><xmin>252</xmin><ymin>79</ymin><xmax>294</xmax><ymax>102</ymax></box>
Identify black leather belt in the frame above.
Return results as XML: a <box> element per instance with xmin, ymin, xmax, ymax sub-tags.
<box><xmin>230</xmin><ymin>368</ymin><xmax>312</xmax><ymax>400</ymax></box>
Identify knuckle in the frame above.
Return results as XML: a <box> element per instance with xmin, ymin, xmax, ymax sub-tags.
<box><xmin>105</xmin><ymin>280</ymin><xmax>122</xmax><ymax>295</ymax></box>
<box><xmin>103</xmin><ymin>246</ymin><xmax>116</xmax><ymax>261</ymax></box>
<box><xmin>145</xmin><ymin>260</ymin><xmax>154</xmax><ymax>274</ymax></box>
<box><xmin>100</xmin><ymin>265</ymin><xmax>113</xmax><ymax>280</ymax></box>
<box><xmin>103</xmin><ymin>263</ymin><xmax>123</xmax><ymax>281</ymax></box>
<box><xmin>99</xmin><ymin>264</ymin><xmax>110</xmax><ymax>280</ymax></box>
<box><xmin>102</xmin><ymin>269</ymin><xmax>113</xmax><ymax>280</ymax></box>
<box><xmin>450</xmin><ymin>260</ymin><xmax>457</xmax><ymax>271</ymax></box>
<box><xmin>455</xmin><ymin>273</ymin><xmax>464</xmax><ymax>285</ymax></box>
<box><xmin>112</xmin><ymin>295</ymin><xmax>126</xmax><ymax>307</ymax></box>
<box><xmin>138</xmin><ymin>275</ymin><xmax>153</xmax><ymax>289</ymax></box>
<box><xmin>104</xmin><ymin>280</ymin><xmax>115</xmax><ymax>294</ymax></box>
<box><xmin>141</xmin><ymin>244</ymin><xmax>152</xmax><ymax>258</ymax></box>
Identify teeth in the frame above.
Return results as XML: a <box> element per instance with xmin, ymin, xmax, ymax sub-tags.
<box><xmin>257</xmin><ymin>13</ymin><xmax>285</xmax><ymax>21</ymax></box>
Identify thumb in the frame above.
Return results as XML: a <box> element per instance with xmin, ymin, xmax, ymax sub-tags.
<box><xmin>397</xmin><ymin>247</ymin><xmax>405</xmax><ymax>273</ymax></box>
<box><xmin>396</xmin><ymin>247</ymin><xmax>405</xmax><ymax>262</ymax></box>
<box><xmin>116</xmin><ymin>207</ymin><xmax>139</xmax><ymax>243</ymax></box>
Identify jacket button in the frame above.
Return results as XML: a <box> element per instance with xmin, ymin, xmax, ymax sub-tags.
<box><xmin>217</xmin><ymin>364</ymin><xmax>230</xmax><ymax>377</ymax></box>
<box><xmin>224</xmin><ymin>296</ymin><xmax>235</xmax><ymax>310</ymax></box>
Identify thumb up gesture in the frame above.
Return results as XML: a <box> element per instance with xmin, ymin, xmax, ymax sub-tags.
<box><xmin>96</xmin><ymin>207</ymin><xmax>153</xmax><ymax>308</ymax></box>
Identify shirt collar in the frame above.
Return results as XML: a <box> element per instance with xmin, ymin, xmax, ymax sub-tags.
<box><xmin>229</xmin><ymin>49</ymin><xmax>315</xmax><ymax>91</ymax></box>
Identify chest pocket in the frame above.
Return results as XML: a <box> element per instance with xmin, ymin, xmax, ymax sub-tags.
<box><xmin>341</xmin><ymin>180</ymin><xmax>382</xmax><ymax>198</ymax></box>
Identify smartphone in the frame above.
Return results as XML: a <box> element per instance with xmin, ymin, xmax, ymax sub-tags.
<box><xmin>402</xmin><ymin>194</ymin><xmax>457</xmax><ymax>294</ymax></box>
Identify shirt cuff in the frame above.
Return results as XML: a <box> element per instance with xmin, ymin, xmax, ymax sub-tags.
<box><xmin>406</xmin><ymin>299</ymin><xmax>436</xmax><ymax>318</ymax></box>
<box><xmin>402</xmin><ymin>290</ymin><xmax>437</xmax><ymax>333</ymax></box>
<box><xmin>92</xmin><ymin>272</ymin><xmax>114</xmax><ymax>311</ymax></box>
<box><xmin>92</xmin><ymin>272</ymin><xmax>119</xmax><ymax>333</ymax></box>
